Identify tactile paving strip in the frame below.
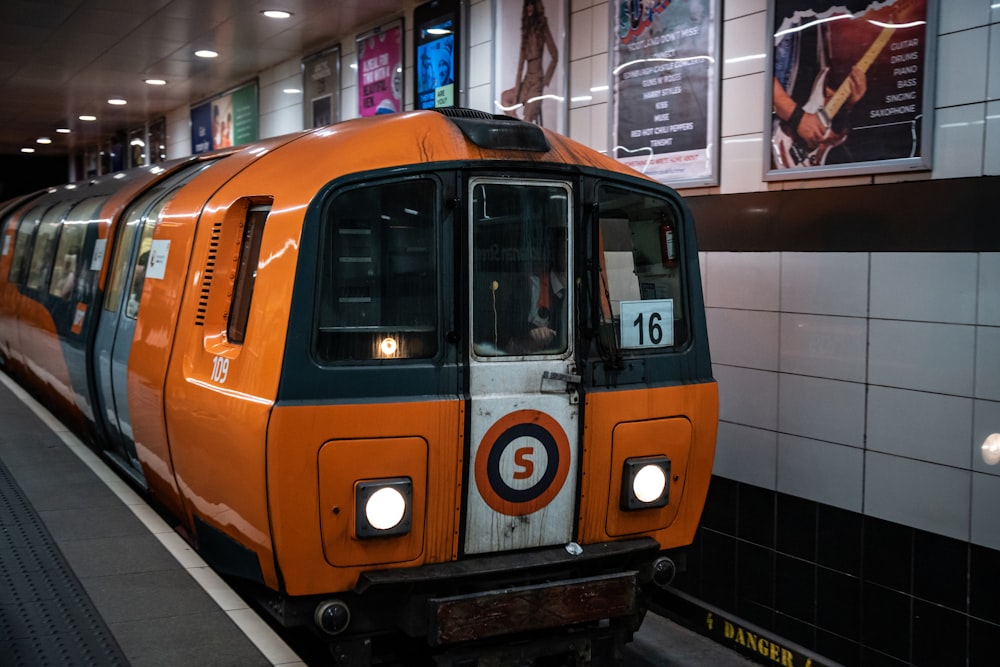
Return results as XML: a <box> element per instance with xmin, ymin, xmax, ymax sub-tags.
<box><xmin>0</xmin><ymin>458</ymin><xmax>129</xmax><ymax>666</ymax></box>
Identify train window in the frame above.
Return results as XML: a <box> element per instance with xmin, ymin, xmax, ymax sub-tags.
<box><xmin>316</xmin><ymin>179</ymin><xmax>438</xmax><ymax>361</ymax></box>
<box><xmin>596</xmin><ymin>185</ymin><xmax>688</xmax><ymax>352</ymax></box>
<box><xmin>104</xmin><ymin>203</ymin><xmax>142</xmax><ymax>312</ymax></box>
<box><xmin>8</xmin><ymin>205</ymin><xmax>45</xmax><ymax>284</ymax></box>
<box><xmin>25</xmin><ymin>201</ymin><xmax>72</xmax><ymax>291</ymax></box>
<box><xmin>125</xmin><ymin>199</ymin><xmax>166</xmax><ymax>319</ymax></box>
<box><xmin>105</xmin><ymin>160</ymin><xmax>216</xmax><ymax>313</ymax></box>
<box><xmin>1</xmin><ymin>211</ymin><xmax>15</xmax><ymax>257</ymax></box>
<box><xmin>48</xmin><ymin>197</ymin><xmax>105</xmax><ymax>300</ymax></box>
<box><xmin>470</xmin><ymin>179</ymin><xmax>571</xmax><ymax>357</ymax></box>
<box><xmin>227</xmin><ymin>202</ymin><xmax>270</xmax><ymax>345</ymax></box>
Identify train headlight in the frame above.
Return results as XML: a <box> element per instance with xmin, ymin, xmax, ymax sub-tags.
<box><xmin>355</xmin><ymin>478</ymin><xmax>412</xmax><ymax>538</ymax></box>
<box><xmin>379</xmin><ymin>336</ymin><xmax>398</xmax><ymax>357</ymax></box>
<box><xmin>621</xmin><ymin>456</ymin><xmax>671</xmax><ymax>510</ymax></box>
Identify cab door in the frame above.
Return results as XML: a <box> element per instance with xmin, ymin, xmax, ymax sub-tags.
<box><xmin>92</xmin><ymin>162</ymin><xmax>212</xmax><ymax>481</ymax></box>
<box><xmin>92</xmin><ymin>196</ymin><xmax>161</xmax><ymax>480</ymax></box>
<box><xmin>465</xmin><ymin>178</ymin><xmax>579</xmax><ymax>555</ymax></box>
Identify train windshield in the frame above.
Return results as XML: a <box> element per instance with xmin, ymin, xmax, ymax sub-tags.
<box><xmin>596</xmin><ymin>185</ymin><xmax>688</xmax><ymax>354</ymax></box>
<box><xmin>315</xmin><ymin>178</ymin><xmax>438</xmax><ymax>362</ymax></box>
<box><xmin>470</xmin><ymin>179</ymin><xmax>571</xmax><ymax>358</ymax></box>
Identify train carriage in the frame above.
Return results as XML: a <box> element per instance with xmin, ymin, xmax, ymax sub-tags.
<box><xmin>0</xmin><ymin>109</ymin><xmax>717</xmax><ymax>665</ymax></box>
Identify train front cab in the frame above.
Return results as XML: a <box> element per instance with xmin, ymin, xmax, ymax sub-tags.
<box><xmin>260</xmin><ymin>115</ymin><xmax>717</xmax><ymax>660</ymax></box>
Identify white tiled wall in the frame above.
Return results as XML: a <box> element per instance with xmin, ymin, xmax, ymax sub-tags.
<box><xmin>258</xmin><ymin>57</ymin><xmax>304</xmax><ymax>139</ymax></box>
<box><xmin>691</xmin><ymin>0</ymin><xmax>999</xmax><ymax>552</ymax></box>
<box><xmin>706</xmin><ymin>251</ymin><xmax>1000</xmax><ymax>550</ymax></box>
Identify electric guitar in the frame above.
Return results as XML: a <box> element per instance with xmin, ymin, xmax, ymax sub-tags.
<box><xmin>772</xmin><ymin>20</ymin><xmax>898</xmax><ymax>168</ymax></box>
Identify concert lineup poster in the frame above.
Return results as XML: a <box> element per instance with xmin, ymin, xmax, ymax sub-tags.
<box><xmin>190</xmin><ymin>82</ymin><xmax>259</xmax><ymax>154</ymax></box>
<box><xmin>766</xmin><ymin>0</ymin><xmax>934</xmax><ymax>179</ymax></box>
<box><xmin>357</xmin><ymin>21</ymin><xmax>403</xmax><ymax>117</ymax></box>
<box><xmin>611</xmin><ymin>0</ymin><xmax>720</xmax><ymax>187</ymax></box>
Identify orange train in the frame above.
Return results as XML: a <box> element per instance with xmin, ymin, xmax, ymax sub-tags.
<box><xmin>0</xmin><ymin>109</ymin><xmax>717</xmax><ymax>664</ymax></box>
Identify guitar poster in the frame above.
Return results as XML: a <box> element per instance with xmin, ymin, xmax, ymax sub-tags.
<box><xmin>766</xmin><ymin>0</ymin><xmax>935</xmax><ymax>179</ymax></box>
<box><xmin>610</xmin><ymin>0</ymin><xmax>720</xmax><ymax>187</ymax></box>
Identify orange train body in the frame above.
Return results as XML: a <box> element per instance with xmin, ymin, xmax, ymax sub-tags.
<box><xmin>0</xmin><ymin>110</ymin><xmax>717</xmax><ymax>663</ymax></box>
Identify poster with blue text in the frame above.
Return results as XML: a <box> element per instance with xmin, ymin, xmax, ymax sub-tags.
<box><xmin>611</xmin><ymin>0</ymin><xmax>719</xmax><ymax>187</ymax></box>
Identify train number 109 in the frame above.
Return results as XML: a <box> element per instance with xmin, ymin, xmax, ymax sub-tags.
<box><xmin>619</xmin><ymin>299</ymin><xmax>674</xmax><ymax>349</ymax></box>
<box><xmin>211</xmin><ymin>355</ymin><xmax>230</xmax><ymax>384</ymax></box>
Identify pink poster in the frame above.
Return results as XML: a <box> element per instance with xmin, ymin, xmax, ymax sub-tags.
<box><xmin>357</xmin><ymin>21</ymin><xmax>403</xmax><ymax>117</ymax></box>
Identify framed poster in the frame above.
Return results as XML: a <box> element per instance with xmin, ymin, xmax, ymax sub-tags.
<box><xmin>357</xmin><ymin>20</ymin><xmax>404</xmax><ymax>117</ymax></box>
<box><xmin>148</xmin><ymin>117</ymin><xmax>166</xmax><ymax>164</ymax></box>
<box><xmin>610</xmin><ymin>0</ymin><xmax>720</xmax><ymax>187</ymax></box>
<box><xmin>128</xmin><ymin>126</ymin><xmax>146</xmax><ymax>168</ymax></box>
<box><xmin>414</xmin><ymin>0</ymin><xmax>462</xmax><ymax>110</ymax></box>
<box><xmin>190</xmin><ymin>81</ymin><xmax>259</xmax><ymax>154</ymax></box>
<box><xmin>765</xmin><ymin>0</ymin><xmax>935</xmax><ymax>180</ymax></box>
<box><xmin>304</xmin><ymin>45</ymin><xmax>341</xmax><ymax>128</ymax></box>
<box><xmin>494</xmin><ymin>0</ymin><xmax>566</xmax><ymax>133</ymax></box>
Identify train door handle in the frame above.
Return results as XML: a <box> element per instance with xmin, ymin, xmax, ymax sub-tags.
<box><xmin>541</xmin><ymin>370</ymin><xmax>581</xmax><ymax>404</ymax></box>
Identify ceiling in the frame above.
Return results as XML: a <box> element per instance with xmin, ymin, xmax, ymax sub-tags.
<box><xmin>0</xmin><ymin>0</ymin><xmax>407</xmax><ymax>157</ymax></box>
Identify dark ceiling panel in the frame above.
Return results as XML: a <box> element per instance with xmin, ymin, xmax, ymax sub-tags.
<box><xmin>0</xmin><ymin>0</ymin><xmax>405</xmax><ymax>157</ymax></box>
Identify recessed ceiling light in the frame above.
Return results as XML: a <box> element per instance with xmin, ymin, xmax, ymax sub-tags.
<box><xmin>56</xmin><ymin>128</ymin><xmax>71</xmax><ymax>134</ymax></box>
<box><xmin>79</xmin><ymin>115</ymin><xmax>97</xmax><ymax>121</ymax></box>
<box><xmin>108</xmin><ymin>98</ymin><xmax>127</xmax><ymax>105</ymax></box>
<box><xmin>36</xmin><ymin>137</ymin><xmax>52</xmax><ymax>144</ymax></box>
<box><xmin>145</xmin><ymin>78</ymin><xmax>167</xmax><ymax>86</ymax></box>
<box><xmin>21</xmin><ymin>147</ymin><xmax>35</xmax><ymax>153</ymax></box>
<box><xmin>262</xmin><ymin>10</ymin><xmax>292</xmax><ymax>19</ymax></box>
<box><xmin>195</xmin><ymin>49</ymin><xmax>219</xmax><ymax>58</ymax></box>
<box><xmin>282</xmin><ymin>88</ymin><xmax>301</xmax><ymax>94</ymax></box>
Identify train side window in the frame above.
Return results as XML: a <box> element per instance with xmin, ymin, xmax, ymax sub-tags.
<box><xmin>1</xmin><ymin>211</ymin><xmax>16</xmax><ymax>258</ymax></box>
<box><xmin>596</xmin><ymin>185</ymin><xmax>688</xmax><ymax>352</ymax></box>
<box><xmin>104</xmin><ymin>205</ymin><xmax>142</xmax><ymax>312</ymax></box>
<box><xmin>227</xmin><ymin>202</ymin><xmax>270</xmax><ymax>345</ymax></box>
<box><xmin>8</xmin><ymin>205</ymin><xmax>45</xmax><ymax>284</ymax></box>
<box><xmin>316</xmin><ymin>179</ymin><xmax>438</xmax><ymax>361</ymax></box>
<box><xmin>48</xmin><ymin>197</ymin><xmax>105</xmax><ymax>300</ymax></box>
<box><xmin>125</xmin><ymin>200</ymin><xmax>166</xmax><ymax>319</ymax></box>
<box><xmin>25</xmin><ymin>201</ymin><xmax>72</xmax><ymax>291</ymax></box>
<box><xmin>105</xmin><ymin>160</ymin><xmax>218</xmax><ymax>313</ymax></box>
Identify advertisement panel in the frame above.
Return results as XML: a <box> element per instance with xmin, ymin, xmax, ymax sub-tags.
<box><xmin>357</xmin><ymin>20</ymin><xmax>404</xmax><ymax>117</ymax></box>
<box><xmin>190</xmin><ymin>81</ymin><xmax>259</xmax><ymax>154</ymax></box>
<box><xmin>415</xmin><ymin>0</ymin><xmax>461</xmax><ymax>110</ymax></box>
<box><xmin>494</xmin><ymin>0</ymin><xmax>566</xmax><ymax>133</ymax></box>
<box><xmin>610</xmin><ymin>0</ymin><xmax>720</xmax><ymax>187</ymax></box>
<box><xmin>304</xmin><ymin>45</ymin><xmax>341</xmax><ymax>128</ymax></box>
<box><xmin>765</xmin><ymin>0</ymin><xmax>935</xmax><ymax>179</ymax></box>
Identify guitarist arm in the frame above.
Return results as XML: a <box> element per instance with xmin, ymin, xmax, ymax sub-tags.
<box><xmin>773</xmin><ymin>78</ymin><xmax>829</xmax><ymax>148</ymax></box>
<box><xmin>829</xmin><ymin>66</ymin><xmax>868</xmax><ymax>133</ymax></box>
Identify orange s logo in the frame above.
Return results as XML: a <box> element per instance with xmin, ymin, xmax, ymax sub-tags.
<box><xmin>513</xmin><ymin>447</ymin><xmax>534</xmax><ymax>480</ymax></box>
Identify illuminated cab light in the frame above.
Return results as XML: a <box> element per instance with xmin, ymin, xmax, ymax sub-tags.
<box><xmin>355</xmin><ymin>478</ymin><xmax>412</xmax><ymax>538</ymax></box>
<box><xmin>379</xmin><ymin>336</ymin><xmax>398</xmax><ymax>357</ymax></box>
<box><xmin>621</xmin><ymin>456</ymin><xmax>671</xmax><ymax>510</ymax></box>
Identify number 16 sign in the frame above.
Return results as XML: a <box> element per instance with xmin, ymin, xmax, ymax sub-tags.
<box><xmin>620</xmin><ymin>299</ymin><xmax>674</xmax><ymax>349</ymax></box>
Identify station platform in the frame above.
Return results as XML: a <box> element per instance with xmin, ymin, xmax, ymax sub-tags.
<box><xmin>0</xmin><ymin>372</ymin><xmax>304</xmax><ymax>667</ymax></box>
<box><xmin>0</xmin><ymin>369</ymin><xmax>757</xmax><ymax>667</ymax></box>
